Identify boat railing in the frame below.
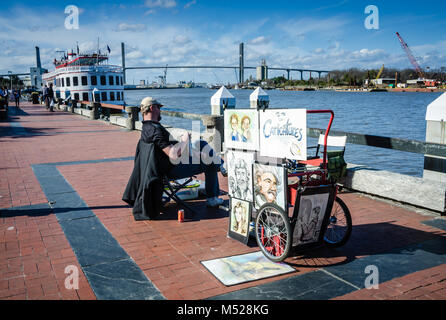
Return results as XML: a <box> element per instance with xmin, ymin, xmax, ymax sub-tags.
<box><xmin>53</xmin><ymin>64</ymin><xmax>123</xmax><ymax>74</ymax></box>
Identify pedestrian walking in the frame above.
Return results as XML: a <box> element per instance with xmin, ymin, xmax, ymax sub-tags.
<box><xmin>43</xmin><ymin>85</ymin><xmax>49</xmax><ymax>109</ymax></box>
<box><xmin>48</xmin><ymin>83</ymin><xmax>54</xmax><ymax>112</ymax></box>
<box><xmin>1</xmin><ymin>87</ymin><xmax>8</xmax><ymax>111</ymax></box>
<box><xmin>13</xmin><ymin>88</ymin><xmax>21</xmax><ymax>108</ymax></box>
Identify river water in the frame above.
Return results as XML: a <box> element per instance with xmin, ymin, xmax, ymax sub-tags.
<box><xmin>125</xmin><ymin>88</ymin><xmax>442</xmax><ymax>177</ymax></box>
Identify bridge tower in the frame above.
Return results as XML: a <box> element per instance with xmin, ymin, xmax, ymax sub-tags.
<box><xmin>239</xmin><ymin>43</ymin><xmax>244</xmax><ymax>84</ymax></box>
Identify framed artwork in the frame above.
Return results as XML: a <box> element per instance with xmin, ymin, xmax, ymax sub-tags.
<box><xmin>252</xmin><ymin>162</ymin><xmax>287</xmax><ymax>212</ymax></box>
<box><xmin>227</xmin><ymin>150</ymin><xmax>254</xmax><ymax>202</ymax></box>
<box><xmin>259</xmin><ymin>109</ymin><xmax>307</xmax><ymax>160</ymax></box>
<box><xmin>228</xmin><ymin>198</ymin><xmax>251</xmax><ymax>245</ymax></box>
<box><xmin>224</xmin><ymin>109</ymin><xmax>259</xmax><ymax>151</ymax></box>
<box><xmin>291</xmin><ymin>185</ymin><xmax>335</xmax><ymax>247</ymax></box>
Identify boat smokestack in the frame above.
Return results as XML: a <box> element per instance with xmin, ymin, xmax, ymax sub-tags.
<box><xmin>35</xmin><ymin>46</ymin><xmax>42</xmax><ymax>69</ymax></box>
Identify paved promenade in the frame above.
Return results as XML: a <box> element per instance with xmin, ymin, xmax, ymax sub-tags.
<box><xmin>1</xmin><ymin>101</ymin><xmax>445</xmax><ymax>300</ymax></box>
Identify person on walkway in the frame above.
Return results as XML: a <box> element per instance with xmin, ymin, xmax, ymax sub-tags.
<box><xmin>42</xmin><ymin>85</ymin><xmax>49</xmax><ymax>108</ymax></box>
<box><xmin>47</xmin><ymin>83</ymin><xmax>54</xmax><ymax>112</ymax></box>
<box><xmin>139</xmin><ymin>96</ymin><xmax>226</xmax><ymax>207</ymax></box>
<box><xmin>1</xmin><ymin>87</ymin><xmax>8</xmax><ymax>111</ymax></box>
<box><xmin>0</xmin><ymin>87</ymin><xmax>4</xmax><ymax>110</ymax></box>
<box><xmin>13</xmin><ymin>88</ymin><xmax>21</xmax><ymax>108</ymax></box>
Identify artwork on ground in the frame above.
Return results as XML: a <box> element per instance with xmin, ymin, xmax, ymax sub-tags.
<box><xmin>253</xmin><ymin>162</ymin><xmax>287</xmax><ymax>212</ymax></box>
<box><xmin>201</xmin><ymin>251</ymin><xmax>295</xmax><ymax>286</ymax></box>
<box><xmin>292</xmin><ymin>192</ymin><xmax>329</xmax><ymax>246</ymax></box>
<box><xmin>228</xmin><ymin>198</ymin><xmax>251</xmax><ymax>244</ymax></box>
<box><xmin>224</xmin><ymin>109</ymin><xmax>259</xmax><ymax>151</ymax></box>
<box><xmin>259</xmin><ymin>109</ymin><xmax>307</xmax><ymax>160</ymax></box>
<box><xmin>227</xmin><ymin>150</ymin><xmax>254</xmax><ymax>202</ymax></box>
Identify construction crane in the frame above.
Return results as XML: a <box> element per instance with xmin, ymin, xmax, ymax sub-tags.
<box><xmin>158</xmin><ymin>64</ymin><xmax>168</xmax><ymax>87</ymax></box>
<box><xmin>395</xmin><ymin>32</ymin><xmax>425</xmax><ymax>79</ymax></box>
<box><xmin>376</xmin><ymin>64</ymin><xmax>384</xmax><ymax>79</ymax></box>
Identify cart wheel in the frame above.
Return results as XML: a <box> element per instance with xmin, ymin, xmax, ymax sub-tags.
<box><xmin>323</xmin><ymin>196</ymin><xmax>352</xmax><ymax>247</ymax></box>
<box><xmin>255</xmin><ymin>203</ymin><xmax>291</xmax><ymax>262</ymax></box>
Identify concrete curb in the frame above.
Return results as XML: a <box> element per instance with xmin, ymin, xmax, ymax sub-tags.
<box><xmin>342</xmin><ymin>163</ymin><xmax>446</xmax><ymax>215</ymax></box>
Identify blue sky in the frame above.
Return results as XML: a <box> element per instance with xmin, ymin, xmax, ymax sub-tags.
<box><xmin>0</xmin><ymin>0</ymin><xmax>445</xmax><ymax>84</ymax></box>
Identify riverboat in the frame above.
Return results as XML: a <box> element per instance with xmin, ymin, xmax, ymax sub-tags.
<box><xmin>42</xmin><ymin>49</ymin><xmax>124</xmax><ymax>105</ymax></box>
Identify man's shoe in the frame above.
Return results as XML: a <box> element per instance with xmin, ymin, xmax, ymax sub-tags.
<box><xmin>207</xmin><ymin>197</ymin><xmax>224</xmax><ymax>207</ymax></box>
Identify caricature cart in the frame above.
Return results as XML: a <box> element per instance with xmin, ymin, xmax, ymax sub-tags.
<box><xmin>224</xmin><ymin>106</ymin><xmax>352</xmax><ymax>262</ymax></box>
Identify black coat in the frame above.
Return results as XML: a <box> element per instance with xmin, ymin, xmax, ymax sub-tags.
<box><xmin>122</xmin><ymin>140</ymin><xmax>166</xmax><ymax>220</ymax></box>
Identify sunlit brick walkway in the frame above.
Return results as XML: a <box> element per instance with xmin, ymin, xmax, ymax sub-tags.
<box><xmin>1</xmin><ymin>101</ymin><xmax>445</xmax><ymax>300</ymax></box>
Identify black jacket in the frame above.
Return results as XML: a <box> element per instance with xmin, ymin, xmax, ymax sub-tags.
<box><xmin>122</xmin><ymin>140</ymin><xmax>166</xmax><ymax>220</ymax></box>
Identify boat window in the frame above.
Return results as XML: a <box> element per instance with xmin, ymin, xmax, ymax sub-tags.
<box><xmin>66</xmin><ymin>77</ymin><xmax>71</xmax><ymax>87</ymax></box>
<box><xmin>116</xmin><ymin>76</ymin><xmax>119</xmax><ymax>86</ymax></box>
<box><xmin>73</xmin><ymin>76</ymin><xmax>79</xmax><ymax>86</ymax></box>
<box><xmin>100</xmin><ymin>75</ymin><xmax>106</xmax><ymax>86</ymax></box>
<box><xmin>82</xmin><ymin>92</ymin><xmax>89</xmax><ymax>101</ymax></box>
<box><xmin>109</xmin><ymin>76</ymin><xmax>114</xmax><ymax>86</ymax></box>
<box><xmin>74</xmin><ymin>93</ymin><xmax>80</xmax><ymax>101</ymax></box>
<box><xmin>117</xmin><ymin>92</ymin><xmax>121</xmax><ymax>101</ymax></box>
<box><xmin>121</xmin><ymin>92</ymin><xmax>124</xmax><ymax>101</ymax></box>
<box><xmin>110</xmin><ymin>92</ymin><xmax>115</xmax><ymax>101</ymax></box>
<box><xmin>91</xmin><ymin>76</ymin><xmax>97</xmax><ymax>86</ymax></box>
<box><xmin>61</xmin><ymin>78</ymin><xmax>64</xmax><ymax>87</ymax></box>
<box><xmin>101</xmin><ymin>92</ymin><xmax>107</xmax><ymax>101</ymax></box>
<box><xmin>120</xmin><ymin>77</ymin><xmax>123</xmax><ymax>85</ymax></box>
<box><xmin>94</xmin><ymin>92</ymin><xmax>100</xmax><ymax>102</ymax></box>
<box><xmin>81</xmin><ymin>76</ymin><xmax>88</xmax><ymax>86</ymax></box>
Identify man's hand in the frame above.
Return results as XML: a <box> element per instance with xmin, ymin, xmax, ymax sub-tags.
<box><xmin>180</xmin><ymin>132</ymin><xmax>190</xmax><ymax>143</ymax></box>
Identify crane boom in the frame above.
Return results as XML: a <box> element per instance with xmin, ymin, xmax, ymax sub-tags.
<box><xmin>376</xmin><ymin>64</ymin><xmax>384</xmax><ymax>80</ymax></box>
<box><xmin>395</xmin><ymin>32</ymin><xmax>424</xmax><ymax>79</ymax></box>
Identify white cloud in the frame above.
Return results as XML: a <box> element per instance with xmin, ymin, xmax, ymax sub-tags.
<box><xmin>127</xmin><ymin>50</ymin><xmax>144</xmax><ymax>59</ymax></box>
<box><xmin>184</xmin><ymin>0</ymin><xmax>196</xmax><ymax>9</ymax></box>
<box><xmin>144</xmin><ymin>9</ymin><xmax>156</xmax><ymax>16</ymax></box>
<box><xmin>144</xmin><ymin>0</ymin><xmax>177</xmax><ymax>9</ymax></box>
<box><xmin>248</xmin><ymin>36</ymin><xmax>270</xmax><ymax>45</ymax></box>
<box><xmin>279</xmin><ymin>16</ymin><xmax>350</xmax><ymax>40</ymax></box>
<box><xmin>116</xmin><ymin>23</ymin><xmax>147</xmax><ymax>32</ymax></box>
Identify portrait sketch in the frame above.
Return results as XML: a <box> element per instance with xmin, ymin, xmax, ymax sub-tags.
<box><xmin>227</xmin><ymin>150</ymin><xmax>254</xmax><ymax>202</ymax></box>
<box><xmin>292</xmin><ymin>192</ymin><xmax>329</xmax><ymax>246</ymax></box>
<box><xmin>224</xmin><ymin>109</ymin><xmax>259</xmax><ymax>151</ymax></box>
<box><xmin>229</xmin><ymin>199</ymin><xmax>251</xmax><ymax>244</ymax></box>
<box><xmin>253</xmin><ymin>163</ymin><xmax>287</xmax><ymax>212</ymax></box>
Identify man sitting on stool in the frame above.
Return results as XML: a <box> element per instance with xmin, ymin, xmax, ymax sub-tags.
<box><xmin>139</xmin><ymin>96</ymin><xmax>226</xmax><ymax>208</ymax></box>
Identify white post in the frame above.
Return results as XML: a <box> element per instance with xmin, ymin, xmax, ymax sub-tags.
<box><xmin>249</xmin><ymin>86</ymin><xmax>269</xmax><ymax>109</ymax></box>
<box><xmin>424</xmin><ymin>92</ymin><xmax>446</xmax><ymax>181</ymax></box>
<box><xmin>210</xmin><ymin>86</ymin><xmax>235</xmax><ymax>116</ymax></box>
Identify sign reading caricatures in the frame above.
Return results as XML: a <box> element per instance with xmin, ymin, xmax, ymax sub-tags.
<box><xmin>259</xmin><ymin>109</ymin><xmax>307</xmax><ymax>160</ymax></box>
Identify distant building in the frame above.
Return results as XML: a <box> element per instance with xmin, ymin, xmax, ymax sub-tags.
<box><xmin>29</xmin><ymin>67</ymin><xmax>47</xmax><ymax>90</ymax></box>
<box><xmin>371</xmin><ymin>78</ymin><xmax>395</xmax><ymax>85</ymax></box>
<box><xmin>140</xmin><ymin>80</ymin><xmax>146</xmax><ymax>85</ymax></box>
<box><xmin>256</xmin><ymin>59</ymin><xmax>268</xmax><ymax>81</ymax></box>
<box><xmin>406</xmin><ymin>79</ymin><xmax>438</xmax><ymax>87</ymax></box>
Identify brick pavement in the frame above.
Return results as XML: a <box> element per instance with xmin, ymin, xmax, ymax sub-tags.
<box><xmin>1</xmin><ymin>102</ymin><xmax>445</xmax><ymax>300</ymax></box>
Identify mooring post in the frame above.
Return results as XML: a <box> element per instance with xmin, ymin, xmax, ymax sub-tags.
<box><xmin>210</xmin><ymin>86</ymin><xmax>235</xmax><ymax>116</ymax></box>
<box><xmin>70</xmin><ymin>100</ymin><xmax>77</xmax><ymax>113</ymax></box>
<box><xmin>210</xmin><ymin>86</ymin><xmax>235</xmax><ymax>151</ymax></box>
<box><xmin>201</xmin><ymin>115</ymin><xmax>224</xmax><ymax>155</ymax></box>
<box><xmin>90</xmin><ymin>102</ymin><xmax>100</xmax><ymax>120</ymax></box>
<box><xmin>249</xmin><ymin>87</ymin><xmax>269</xmax><ymax>109</ymax></box>
<box><xmin>125</xmin><ymin>106</ymin><xmax>139</xmax><ymax>130</ymax></box>
<box><xmin>424</xmin><ymin>92</ymin><xmax>446</xmax><ymax>182</ymax></box>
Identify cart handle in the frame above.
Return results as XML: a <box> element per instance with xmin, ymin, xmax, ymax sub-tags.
<box><xmin>306</xmin><ymin>110</ymin><xmax>334</xmax><ymax>170</ymax></box>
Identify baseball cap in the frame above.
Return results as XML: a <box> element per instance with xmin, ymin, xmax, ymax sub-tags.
<box><xmin>140</xmin><ymin>96</ymin><xmax>163</xmax><ymax>113</ymax></box>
